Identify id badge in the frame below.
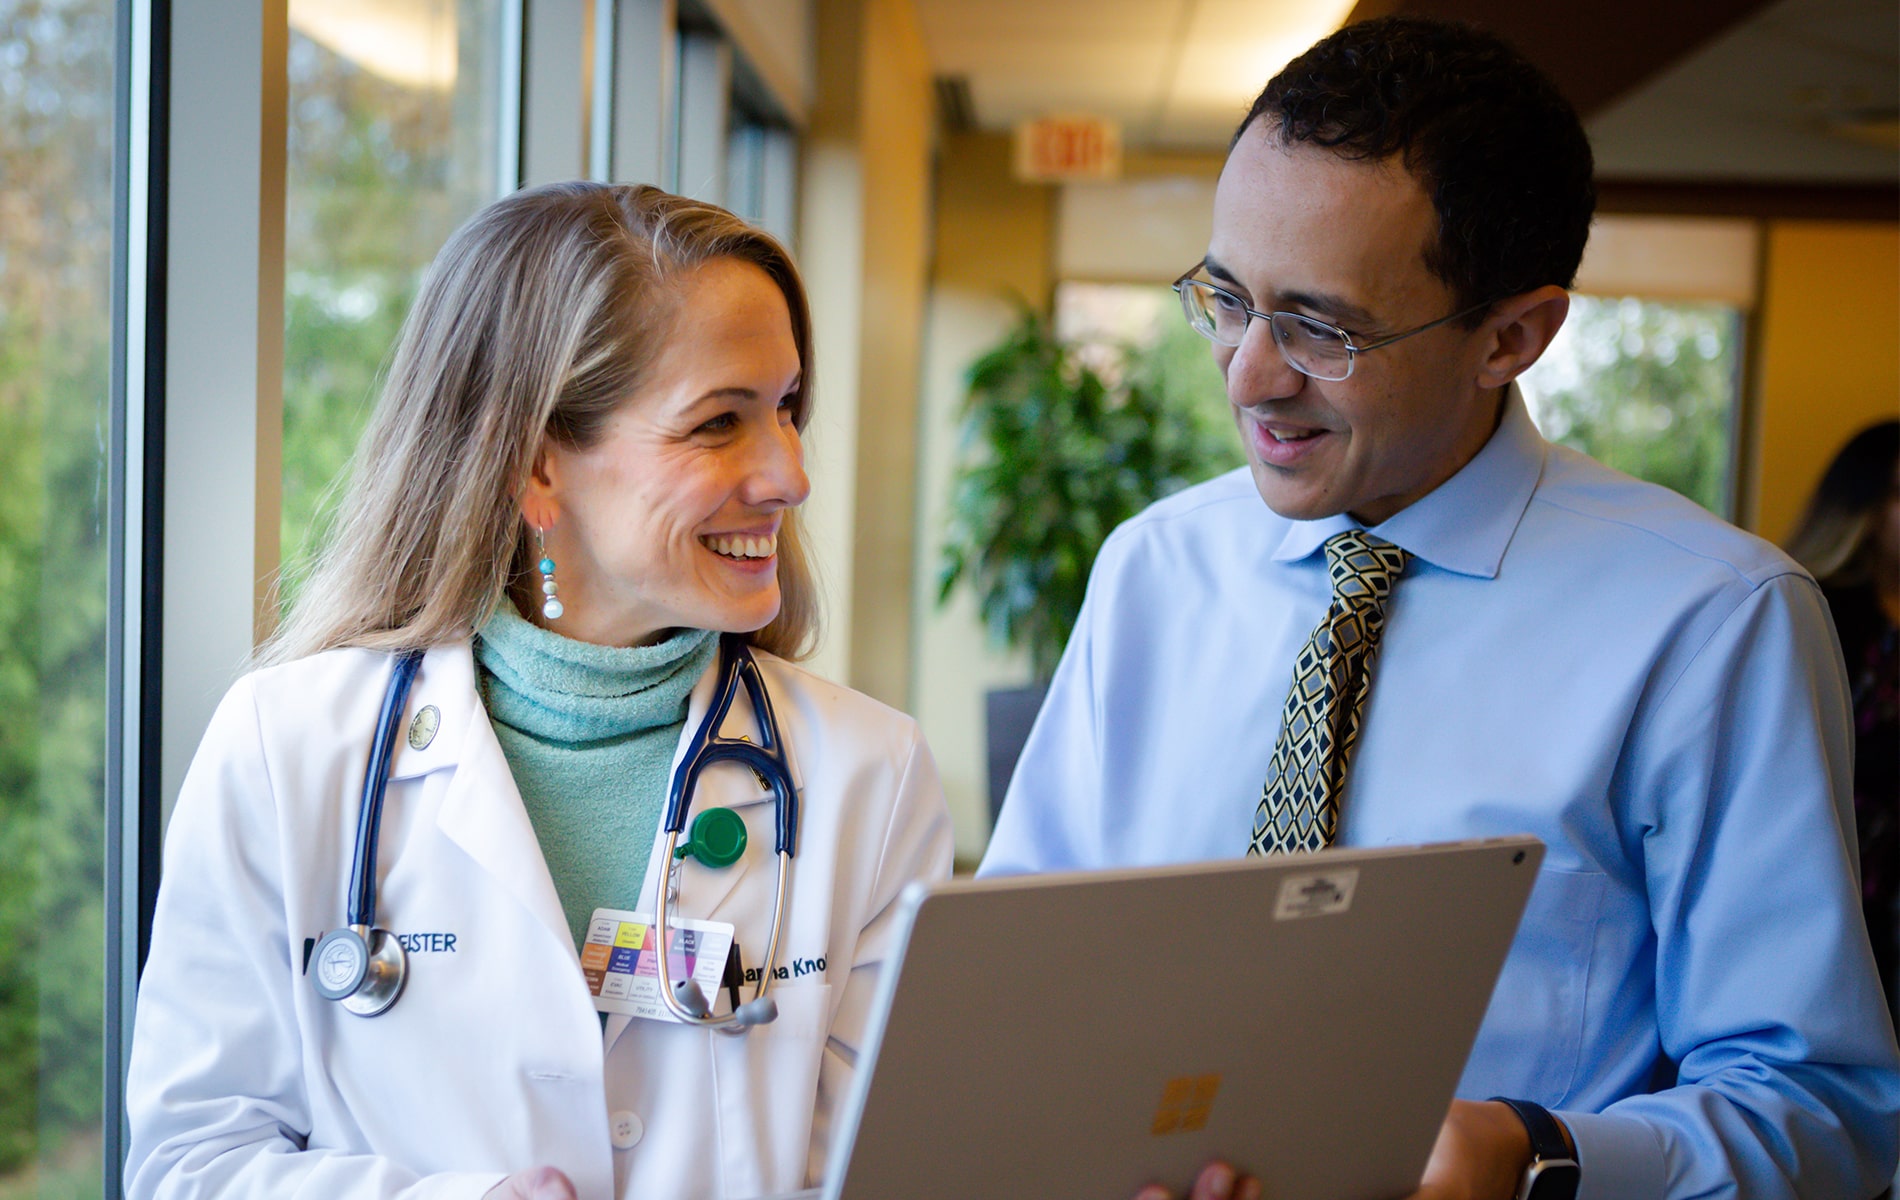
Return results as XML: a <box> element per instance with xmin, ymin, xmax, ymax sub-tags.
<box><xmin>582</xmin><ymin>907</ymin><xmax>736</xmax><ymax>1022</ymax></box>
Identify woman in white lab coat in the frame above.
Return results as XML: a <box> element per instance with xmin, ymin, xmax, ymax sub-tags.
<box><xmin>124</xmin><ymin>182</ymin><xmax>953</xmax><ymax>1200</ymax></box>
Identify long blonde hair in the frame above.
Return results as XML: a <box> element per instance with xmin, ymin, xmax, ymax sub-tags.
<box><xmin>258</xmin><ymin>182</ymin><xmax>820</xmax><ymax>667</ymax></box>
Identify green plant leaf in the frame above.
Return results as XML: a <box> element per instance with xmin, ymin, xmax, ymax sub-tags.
<box><xmin>936</xmin><ymin>302</ymin><xmax>1243</xmax><ymax>676</ymax></box>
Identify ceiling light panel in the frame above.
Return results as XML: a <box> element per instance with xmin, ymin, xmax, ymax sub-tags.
<box><xmin>915</xmin><ymin>0</ymin><xmax>1188</xmax><ymax>135</ymax></box>
<box><xmin>1162</xmin><ymin>0</ymin><xmax>1354</xmax><ymax>144</ymax></box>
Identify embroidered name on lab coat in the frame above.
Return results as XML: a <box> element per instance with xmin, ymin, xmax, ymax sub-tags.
<box><xmin>394</xmin><ymin>932</ymin><xmax>458</xmax><ymax>953</ymax></box>
<box><xmin>742</xmin><ymin>955</ymin><xmax>826</xmax><ymax>982</ymax></box>
<box><xmin>300</xmin><ymin>931</ymin><xmax>460</xmax><ymax>977</ymax></box>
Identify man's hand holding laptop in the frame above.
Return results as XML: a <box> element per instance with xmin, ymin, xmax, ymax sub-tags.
<box><xmin>1136</xmin><ymin>1099</ymin><xmax>1538</xmax><ymax>1200</ymax></box>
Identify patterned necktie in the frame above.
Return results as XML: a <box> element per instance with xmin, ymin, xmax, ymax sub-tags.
<box><xmin>1249</xmin><ymin>530</ymin><xmax>1409</xmax><ymax>856</ymax></box>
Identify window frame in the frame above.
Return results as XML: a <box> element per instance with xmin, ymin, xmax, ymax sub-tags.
<box><xmin>103</xmin><ymin>3</ymin><xmax>799</xmax><ymax>1193</ymax></box>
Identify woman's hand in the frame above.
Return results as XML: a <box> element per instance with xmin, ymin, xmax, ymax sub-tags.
<box><xmin>484</xmin><ymin>1165</ymin><xmax>578</xmax><ymax>1200</ymax></box>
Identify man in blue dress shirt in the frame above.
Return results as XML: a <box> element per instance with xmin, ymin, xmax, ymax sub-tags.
<box><xmin>980</xmin><ymin>16</ymin><xmax>1900</xmax><ymax>1200</ymax></box>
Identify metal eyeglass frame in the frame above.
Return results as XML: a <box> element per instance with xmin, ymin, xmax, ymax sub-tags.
<box><xmin>1171</xmin><ymin>262</ymin><xmax>1493</xmax><ymax>381</ymax></box>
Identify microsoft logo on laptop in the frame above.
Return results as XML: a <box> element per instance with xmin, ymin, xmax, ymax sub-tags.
<box><xmin>1151</xmin><ymin>1074</ymin><xmax>1222</xmax><ymax>1135</ymax></box>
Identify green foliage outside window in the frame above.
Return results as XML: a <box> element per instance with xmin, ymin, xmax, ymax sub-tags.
<box><xmin>1521</xmin><ymin>295</ymin><xmax>1740</xmax><ymax>516</ymax></box>
<box><xmin>280</xmin><ymin>277</ymin><xmax>412</xmax><ymax>596</ymax></box>
<box><xmin>0</xmin><ymin>306</ymin><xmax>110</xmax><ymax>1200</ymax></box>
<box><xmin>0</xmin><ymin>15</ymin><xmax>503</xmax><ymax>1194</ymax></box>
<box><xmin>279</xmin><ymin>26</ymin><xmax>495</xmax><ymax>605</ymax></box>
<box><xmin>0</xmin><ymin>0</ymin><xmax>112</xmax><ymax>1192</ymax></box>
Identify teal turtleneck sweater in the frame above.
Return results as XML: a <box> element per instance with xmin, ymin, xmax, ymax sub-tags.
<box><xmin>474</xmin><ymin>602</ymin><xmax>719</xmax><ymax>950</ymax></box>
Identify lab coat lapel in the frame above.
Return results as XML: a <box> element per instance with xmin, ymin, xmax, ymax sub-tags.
<box><xmin>428</xmin><ymin>648</ymin><xmax>575</xmax><ymax>956</ymax></box>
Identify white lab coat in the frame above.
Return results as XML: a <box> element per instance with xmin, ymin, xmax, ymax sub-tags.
<box><xmin>125</xmin><ymin>640</ymin><xmax>954</xmax><ymax>1200</ymax></box>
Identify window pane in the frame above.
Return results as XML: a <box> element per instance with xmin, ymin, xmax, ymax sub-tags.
<box><xmin>0</xmin><ymin>0</ymin><xmax>114</xmax><ymax>1194</ymax></box>
<box><xmin>1520</xmin><ymin>294</ymin><xmax>1742</xmax><ymax>516</ymax></box>
<box><xmin>281</xmin><ymin>0</ymin><xmax>506</xmax><ymax>599</ymax></box>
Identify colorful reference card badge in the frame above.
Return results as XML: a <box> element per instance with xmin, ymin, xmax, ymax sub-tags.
<box><xmin>583</xmin><ymin>907</ymin><xmax>735</xmax><ymax>1022</ymax></box>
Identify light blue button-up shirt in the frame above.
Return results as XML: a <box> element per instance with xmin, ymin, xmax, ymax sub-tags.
<box><xmin>980</xmin><ymin>394</ymin><xmax>1900</xmax><ymax>1199</ymax></box>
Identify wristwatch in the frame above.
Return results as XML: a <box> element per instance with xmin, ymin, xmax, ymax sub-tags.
<box><xmin>1491</xmin><ymin>1097</ymin><xmax>1580</xmax><ymax>1200</ymax></box>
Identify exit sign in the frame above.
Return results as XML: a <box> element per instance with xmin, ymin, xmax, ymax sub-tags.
<box><xmin>1013</xmin><ymin>115</ymin><xmax>1122</xmax><ymax>181</ymax></box>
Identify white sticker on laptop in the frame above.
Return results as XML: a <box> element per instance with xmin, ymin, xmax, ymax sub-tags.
<box><xmin>1273</xmin><ymin>868</ymin><xmax>1359</xmax><ymax>919</ymax></box>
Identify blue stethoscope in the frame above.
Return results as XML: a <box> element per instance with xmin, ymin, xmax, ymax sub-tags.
<box><xmin>310</xmin><ymin>634</ymin><xmax>798</xmax><ymax>1031</ymax></box>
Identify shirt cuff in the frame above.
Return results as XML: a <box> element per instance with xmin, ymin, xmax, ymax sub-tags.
<box><xmin>1559</xmin><ymin>1108</ymin><xmax>1667</xmax><ymax>1200</ymax></box>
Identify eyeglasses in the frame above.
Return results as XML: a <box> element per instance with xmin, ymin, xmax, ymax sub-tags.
<box><xmin>1171</xmin><ymin>263</ymin><xmax>1492</xmax><ymax>382</ymax></box>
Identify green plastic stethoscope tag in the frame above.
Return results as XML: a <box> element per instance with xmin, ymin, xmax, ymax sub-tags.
<box><xmin>676</xmin><ymin>805</ymin><xmax>747</xmax><ymax>869</ymax></box>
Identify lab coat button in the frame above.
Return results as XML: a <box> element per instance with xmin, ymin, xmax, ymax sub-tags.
<box><xmin>609</xmin><ymin>1109</ymin><xmax>643</xmax><ymax>1150</ymax></box>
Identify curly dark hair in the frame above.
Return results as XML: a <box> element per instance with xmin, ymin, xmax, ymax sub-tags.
<box><xmin>1238</xmin><ymin>16</ymin><xmax>1596</xmax><ymax>322</ymax></box>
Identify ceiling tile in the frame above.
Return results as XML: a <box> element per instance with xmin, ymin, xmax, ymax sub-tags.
<box><xmin>915</xmin><ymin>0</ymin><xmax>1181</xmax><ymax>44</ymax></box>
<box><xmin>911</xmin><ymin>0</ymin><xmax>1896</xmax><ymax>172</ymax></box>
<box><xmin>971</xmin><ymin>77</ymin><xmax>1164</xmax><ymax>127</ymax></box>
<box><xmin>926</xmin><ymin>36</ymin><xmax>1172</xmax><ymax>79</ymax></box>
<box><xmin>1588</xmin><ymin>0</ymin><xmax>1898</xmax><ymax>180</ymax></box>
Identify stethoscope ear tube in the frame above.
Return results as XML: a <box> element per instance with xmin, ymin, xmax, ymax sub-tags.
<box><xmin>663</xmin><ymin>635</ymin><xmax>800</xmax><ymax>856</ymax></box>
<box><xmin>728</xmin><ymin>640</ymin><xmax>798</xmax><ymax>858</ymax></box>
<box><xmin>349</xmin><ymin>650</ymin><xmax>425</xmax><ymax>928</ymax></box>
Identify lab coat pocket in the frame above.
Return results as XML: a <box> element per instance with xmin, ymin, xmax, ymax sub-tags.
<box><xmin>712</xmin><ymin>982</ymin><xmax>833</xmax><ymax>1198</ymax></box>
<box><xmin>1457</xmin><ymin>866</ymin><xmax>1606</xmax><ymax>1105</ymax></box>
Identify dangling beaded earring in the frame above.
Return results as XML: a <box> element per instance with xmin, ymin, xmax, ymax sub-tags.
<box><xmin>536</xmin><ymin>528</ymin><xmax>565</xmax><ymax>621</ymax></box>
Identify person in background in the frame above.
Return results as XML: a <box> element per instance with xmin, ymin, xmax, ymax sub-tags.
<box><xmin>982</xmin><ymin>16</ymin><xmax>1900</xmax><ymax>1200</ymax></box>
<box><xmin>1785</xmin><ymin>418</ymin><xmax>1900</xmax><ymax>1031</ymax></box>
<box><xmin>124</xmin><ymin>182</ymin><xmax>952</xmax><ymax>1200</ymax></box>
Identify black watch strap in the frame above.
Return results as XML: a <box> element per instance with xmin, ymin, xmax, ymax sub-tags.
<box><xmin>1492</xmin><ymin>1097</ymin><xmax>1571</xmax><ymax>1161</ymax></box>
<box><xmin>1491</xmin><ymin>1097</ymin><xmax>1579</xmax><ymax>1200</ymax></box>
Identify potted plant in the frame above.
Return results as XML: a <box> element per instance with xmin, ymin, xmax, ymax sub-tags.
<box><xmin>938</xmin><ymin>304</ymin><xmax>1240</xmax><ymax>820</ymax></box>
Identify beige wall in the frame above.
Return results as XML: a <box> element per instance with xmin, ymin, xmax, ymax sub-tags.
<box><xmin>1752</xmin><ymin>221</ymin><xmax>1900</xmax><ymax>544</ymax></box>
<box><xmin>845</xmin><ymin>0</ymin><xmax>934</xmax><ymax>708</ymax></box>
<box><xmin>796</xmin><ymin>0</ymin><xmax>934</xmax><ymax>693</ymax></box>
<box><xmin>1573</xmin><ymin>216</ymin><xmax>1758</xmax><ymax>306</ymax></box>
<box><xmin>1056</xmin><ymin>176</ymin><xmax>1215</xmax><ymax>284</ymax></box>
<box><xmin>933</xmin><ymin>132</ymin><xmax>1056</xmax><ymax>301</ymax></box>
<box><xmin>795</xmin><ymin>2</ymin><xmax>864</xmax><ymax>686</ymax></box>
<box><xmin>911</xmin><ymin>132</ymin><xmax>1058</xmax><ymax>861</ymax></box>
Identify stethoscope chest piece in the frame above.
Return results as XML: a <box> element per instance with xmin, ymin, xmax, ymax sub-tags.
<box><xmin>312</xmin><ymin>924</ymin><xmax>408</xmax><ymax>1017</ymax></box>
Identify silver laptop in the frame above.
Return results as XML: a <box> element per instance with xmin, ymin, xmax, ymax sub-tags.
<box><xmin>817</xmin><ymin>836</ymin><xmax>1543</xmax><ymax>1200</ymax></box>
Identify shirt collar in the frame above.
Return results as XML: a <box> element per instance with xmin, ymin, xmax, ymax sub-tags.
<box><xmin>1270</xmin><ymin>385</ymin><xmax>1547</xmax><ymax>579</ymax></box>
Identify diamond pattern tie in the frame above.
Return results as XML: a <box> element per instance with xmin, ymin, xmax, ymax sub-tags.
<box><xmin>1249</xmin><ymin>530</ymin><xmax>1409</xmax><ymax>856</ymax></box>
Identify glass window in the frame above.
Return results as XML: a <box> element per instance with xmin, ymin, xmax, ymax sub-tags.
<box><xmin>726</xmin><ymin>120</ymin><xmax>765</xmax><ymax>223</ymax></box>
<box><xmin>1520</xmin><ymin>294</ymin><xmax>1743</xmax><ymax>516</ymax></box>
<box><xmin>280</xmin><ymin>0</ymin><xmax>508</xmax><ymax>601</ymax></box>
<box><xmin>0</xmin><ymin>0</ymin><xmax>115</xmax><ymax>1193</ymax></box>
